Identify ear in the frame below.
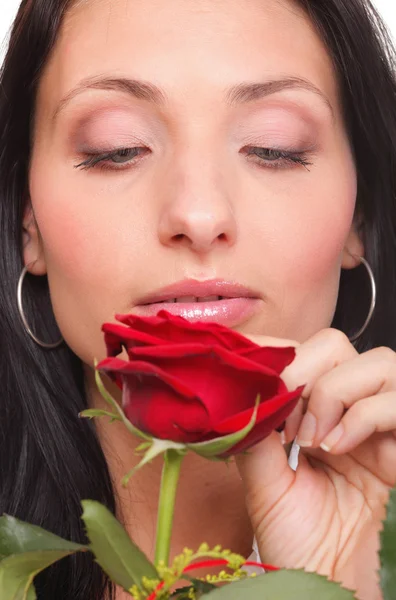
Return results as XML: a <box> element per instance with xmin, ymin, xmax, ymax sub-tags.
<box><xmin>22</xmin><ymin>203</ymin><xmax>47</xmax><ymax>275</ymax></box>
<box><xmin>341</xmin><ymin>220</ymin><xmax>365</xmax><ymax>269</ymax></box>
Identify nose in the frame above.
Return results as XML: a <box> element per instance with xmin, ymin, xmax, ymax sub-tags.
<box><xmin>157</xmin><ymin>163</ymin><xmax>237</xmax><ymax>254</ymax></box>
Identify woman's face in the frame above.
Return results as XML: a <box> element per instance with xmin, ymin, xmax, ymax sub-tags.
<box><xmin>26</xmin><ymin>0</ymin><xmax>362</xmax><ymax>366</ymax></box>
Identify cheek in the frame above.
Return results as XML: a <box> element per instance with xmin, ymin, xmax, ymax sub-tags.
<box><xmin>285</xmin><ymin>174</ymin><xmax>357</xmax><ymax>287</ymax></box>
<box><xmin>28</xmin><ymin>162</ymin><xmax>141</xmax><ymax>363</ymax></box>
<box><xmin>32</xmin><ymin>191</ymin><xmax>107</xmax><ymax>283</ymax></box>
<box><xmin>244</xmin><ymin>150</ymin><xmax>357</xmax><ymax>338</ymax></box>
<box><xmin>29</xmin><ymin>159</ymin><xmax>143</xmax><ymax>282</ymax></box>
<box><xmin>249</xmin><ymin>178</ymin><xmax>356</xmax><ymax>279</ymax></box>
<box><xmin>285</xmin><ymin>168</ymin><xmax>357</xmax><ymax>335</ymax></box>
<box><xmin>283</xmin><ymin>202</ymin><xmax>352</xmax><ymax>284</ymax></box>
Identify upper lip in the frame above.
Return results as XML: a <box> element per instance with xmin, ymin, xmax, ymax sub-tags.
<box><xmin>137</xmin><ymin>279</ymin><xmax>260</xmax><ymax>305</ymax></box>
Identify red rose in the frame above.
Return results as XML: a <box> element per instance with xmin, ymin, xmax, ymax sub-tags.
<box><xmin>97</xmin><ymin>311</ymin><xmax>303</xmax><ymax>456</ymax></box>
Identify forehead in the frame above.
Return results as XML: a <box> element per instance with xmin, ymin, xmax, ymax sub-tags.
<box><xmin>38</xmin><ymin>0</ymin><xmax>340</xmax><ymax>117</ymax></box>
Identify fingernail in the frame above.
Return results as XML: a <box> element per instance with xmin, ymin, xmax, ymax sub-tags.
<box><xmin>279</xmin><ymin>430</ymin><xmax>287</xmax><ymax>445</ymax></box>
<box><xmin>320</xmin><ymin>423</ymin><xmax>344</xmax><ymax>452</ymax></box>
<box><xmin>296</xmin><ymin>411</ymin><xmax>317</xmax><ymax>447</ymax></box>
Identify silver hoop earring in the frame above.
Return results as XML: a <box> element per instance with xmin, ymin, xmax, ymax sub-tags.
<box><xmin>17</xmin><ymin>263</ymin><xmax>63</xmax><ymax>349</ymax></box>
<box><xmin>348</xmin><ymin>255</ymin><xmax>377</xmax><ymax>343</ymax></box>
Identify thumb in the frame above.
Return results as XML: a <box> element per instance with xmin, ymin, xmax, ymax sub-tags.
<box><xmin>236</xmin><ymin>432</ymin><xmax>296</xmax><ymax>523</ymax></box>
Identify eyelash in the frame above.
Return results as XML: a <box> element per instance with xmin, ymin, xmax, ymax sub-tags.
<box><xmin>245</xmin><ymin>147</ymin><xmax>313</xmax><ymax>171</ymax></box>
<box><xmin>74</xmin><ymin>147</ymin><xmax>147</xmax><ymax>171</ymax></box>
<box><xmin>74</xmin><ymin>146</ymin><xmax>313</xmax><ymax>172</ymax></box>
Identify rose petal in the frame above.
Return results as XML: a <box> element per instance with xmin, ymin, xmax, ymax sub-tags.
<box><xmin>103</xmin><ymin>323</ymin><xmax>167</xmax><ymax>356</ymax></box>
<box><xmin>98</xmin><ymin>313</ymin><xmax>302</xmax><ymax>452</ymax></box>
<box><xmin>129</xmin><ymin>343</ymin><xmax>284</xmax><ymax>380</ymax></box>
<box><xmin>219</xmin><ymin>386</ymin><xmax>304</xmax><ymax>455</ymax></box>
<box><xmin>124</xmin><ymin>348</ymin><xmax>286</xmax><ymax>423</ymax></box>
<box><xmin>97</xmin><ymin>357</ymin><xmax>210</xmax><ymax>442</ymax></box>
<box><xmin>123</xmin><ymin>380</ymin><xmax>210</xmax><ymax>443</ymax></box>
<box><xmin>113</xmin><ymin>310</ymin><xmax>258</xmax><ymax>351</ymax></box>
<box><xmin>128</xmin><ymin>343</ymin><xmax>210</xmax><ymax>360</ymax></box>
<box><xmin>238</xmin><ymin>345</ymin><xmax>296</xmax><ymax>374</ymax></box>
<box><xmin>214</xmin><ymin>386</ymin><xmax>304</xmax><ymax>434</ymax></box>
<box><xmin>98</xmin><ymin>356</ymin><xmax>199</xmax><ymax>400</ymax></box>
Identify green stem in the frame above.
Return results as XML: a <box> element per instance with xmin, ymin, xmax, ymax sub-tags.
<box><xmin>154</xmin><ymin>449</ymin><xmax>184</xmax><ymax>567</ymax></box>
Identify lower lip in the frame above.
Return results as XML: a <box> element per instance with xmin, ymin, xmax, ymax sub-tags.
<box><xmin>134</xmin><ymin>298</ymin><xmax>261</xmax><ymax>327</ymax></box>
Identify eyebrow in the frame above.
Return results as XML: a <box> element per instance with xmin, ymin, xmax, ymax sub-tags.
<box><xmin>226</xmin><ymin>77</ymin><xmax>334</xmax><ymax>116</ymax></box>
<box><xmin>52</xmin><ymin>74</ymin><xmax>334</xmax><ymax>121</ymax></box>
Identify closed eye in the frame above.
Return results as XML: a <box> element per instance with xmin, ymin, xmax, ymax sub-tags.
<box><xmin>243</xmin><ymin>146</ymin><xmax>313</xmax><ymax>170</ymax></box>
<box><xmin>74</xmin><ymin>145</ymin><xmax>313</xmax><ymax>172</ymax></box>
<box><xmin>74</xmin><ymin>147</ymin><xmax>148</xmax><ymax>171</ymax></box>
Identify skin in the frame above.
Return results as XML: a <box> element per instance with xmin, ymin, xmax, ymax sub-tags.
<box><xmin>21</xmin><ymin>0</ymin><xmax>396</xmax><ymax>598</ymax></box>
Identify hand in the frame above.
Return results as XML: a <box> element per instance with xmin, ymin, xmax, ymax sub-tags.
<box><xmin>237</xmin><ymin>328</ymin><xmax>396</xmax><ymax>600</ymax></box>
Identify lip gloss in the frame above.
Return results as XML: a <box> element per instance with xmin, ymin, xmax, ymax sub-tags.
<box><xmin>134</xmin><ymin>297</ymin><xmax>262</xmax><ymax>327</ymax></box>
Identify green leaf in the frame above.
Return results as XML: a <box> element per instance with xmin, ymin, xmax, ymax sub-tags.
<box><xmin>0</xmin><ymin>515</ymin><xmax>87</xmax><ymax>557</ymax></box>
<box><xmin>94</xmin><ymin>364</ymin><xmax>152</xmax><ymax>442</ymax></box>
<box><xmin>0</xmin><ymin>515</ymin><xmax>87</xmax><ymax>600</ymax></box>
<box><xmin>380</xmin><ymin>486</ymin><xmax>396</xmax><ymax>600</ymax></box>
<box><xmin>200</xmin><ymin>569</ymin><xmax>357</xmax><ymax>599</ymax></box>
<box><xmin>81</xmin><ymin>500</ymin><xmax>158</xmax><ymax>591</ymax></box>
<box><xmin>26</xmin><ymin>587</ymin><xmax>36</xmax><ymax>600</ymax></box>
<box><xmin>186</xmin><ymin>395</ymin><xmax>260</xmax><ymax>459</ymax></box>
<box><xmin>122</xmin><ymin>439</ymin><xmax>186</xmax><ymax>487</ymax></box>
<box><xmin>0</xmin><ymin>551</ymin><xmax>75</xmax><ymax>600</ymax></box>
<box><xmin>171</xmin><ymin>579</ymin><xmax>217</xmax><ymax>598</ymax></box>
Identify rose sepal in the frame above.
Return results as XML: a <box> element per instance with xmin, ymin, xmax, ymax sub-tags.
<box><xmin>123</xmin><ymin>395</ymin><xmax>260</xmax><ymax>486</ymax></box>
<box><xmin>87</xmin><ymin>363</ymin><xmax>152</xmax><ymax>442</ymax></box>
<box><xmin>185</xmin><ymin>395</ymin><xmax>261</xmax><ymax>459</ymax></box>
<box><xmin>79</xmin><ymin>408</ymin><xmax>122</xmax><ymax>423</ymax></box>
<box><xmin>122</xmin><ymin>439</ymin><xmax>187</xmax><ymax>487</ymax></box>
<box><xmin>89</xmin><ymin>364</ymin><xmax>188</xmax><ymax>488</ymax></box>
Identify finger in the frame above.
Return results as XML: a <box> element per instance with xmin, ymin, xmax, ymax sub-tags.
<box><xmin>296</xmin><ymin>346</ymin><xmax>396</xmax><ymax>448</ymax></box>
<box><xmin>317</xmin><ymin>392</ymin><xmax>396</xmax><ymax>454</ymax></box>
<box><xmin>245</xmin><ymin>330</ymin><xmax>358</xmax><ymax>444</ymax></box>
<box><xmin>243</xmin><ymin>333</ymin><xmax>303</xmax><ymax>443</ymax></box>
<box><xmin>236</xmin><ymin>431</ymin><xmax>295</xmax><ymax>525</ymax></box>
<box><xmin>281</xmin><ymin>328</ymin><xmax>358</xmax><ymax>396</ymax></box>
<box><xmin>281</xmin><ymin>329</ymin><xmax>358</xmax><ymax>442</ymax></box>
<box><xmin>283</xmin><ymin>397</ymin><xmax>304</xmax><ymax>443</ymax></box>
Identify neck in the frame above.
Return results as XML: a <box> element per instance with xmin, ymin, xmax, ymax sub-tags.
<box><xmin>85</xmin><ymin>368</ymin><xmax>254</xmax><ymax>564</ymax></box>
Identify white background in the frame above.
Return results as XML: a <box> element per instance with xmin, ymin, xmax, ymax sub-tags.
<box><xmin>375</xmin><ymin>1</ymin><xmax>396</xmax><ymax>38</ymax></box>
<box><xmin>0</xmin><ymin>0</ymin><xmax>395</xmax><ymax>60</ymax></box>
